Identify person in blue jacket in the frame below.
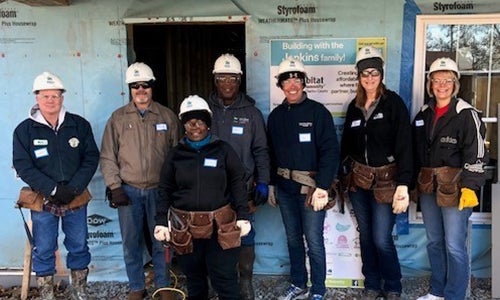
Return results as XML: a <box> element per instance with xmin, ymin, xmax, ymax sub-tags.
<box><xmin>208</xmin><ymin>53</ymin><xmax>270</xmax><ymax>300</ymax></box>
<box><xmin>267</xmin><ymin>57</ymin><xmax>339</xmax><ymax>300</ymax></box>
<box><xmin>12</xmin><ymin>71</ymin><xmax>99</xmax><ymax>300</ymax></box>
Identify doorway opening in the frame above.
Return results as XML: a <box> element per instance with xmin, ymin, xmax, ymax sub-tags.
<box><xmin>127</xmin><ymin>23</ymin><xmax>246</xmax><ymax>114</ymax></box>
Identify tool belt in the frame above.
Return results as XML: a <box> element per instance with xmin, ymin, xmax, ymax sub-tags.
<box><xmin>349</xmin><ymin>161</ymin><xmax>397</xmax><ymax>204</ymax></box>
<box><xmin>16</xmin><ymin>187</ymin><xmax>92</xmax><ymax>211</ymax></box>
<box><xmin>168</xmin><ymin>204</ymin><xmax>241</xmax><ymax>255</ymax></box>
<box><xmin>417</xmin><ymin>166</ymin><xmax>462</xmax><ymax>207</ymax></box>
<box><xmin>276</xmin><ymin>167</ymin><xmax>336</xmax><ymax>210</ymax></box>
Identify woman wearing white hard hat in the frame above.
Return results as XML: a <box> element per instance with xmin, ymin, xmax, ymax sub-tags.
<box><xmin>413</xmin><ymin>57</ymin><xmax>487</xmax><ymax>300</ymax></box>
<box><xmin>339</xmin><ymin>46</ymin><xmax>412</xmax><ymax>299</ymax></box>
<box><xmin>267</xmin><ymin>57</ymin><xmax>339</xmax><ymax>300</ymax></box>
<box><xmin>154</xmin><ymin>95</ymin><xmax>251</xmax><ymax>300</ymax></box>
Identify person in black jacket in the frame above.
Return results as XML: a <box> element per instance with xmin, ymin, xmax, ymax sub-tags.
<box><xmin>267</xmin><ymin>57</ymin><xmax>339</xmax><ymax>300</ymax></box>
<box><xmin>154</xmin><ymin>95</ymin><xmax>250</xmax><ymax>300</ymax></box>
<box><xmin>208</xmin><ymin>53</ymin><xmax>270</xmax><ymax>300</ymax></box>
<box><xmin>413</xmin><ymin>57</ymin><xmax>487</xmax><ymax>300</ymax></box>
<box><xmin>12</xmin><ymin>71</ymin><xmax>99</xmax><ymax>300</ymax></box>
<box><xmin>339</xmin><ymin>46</ymin><xmax>412</xmax><ymax>300</ymax></box>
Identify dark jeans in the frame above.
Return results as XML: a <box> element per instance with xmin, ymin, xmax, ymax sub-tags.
<box><xmin>349</xmin><ymin>188</ymin><xmax>402</xmax><ymax>293</ymax></box>
<box><xmin>177</xmin><ymin>234</ymin><xmax>240</xmax><ymax>300</ymax></box>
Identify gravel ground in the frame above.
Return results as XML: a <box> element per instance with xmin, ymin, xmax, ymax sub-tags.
<box><xmin>0</xmin><ymin>274</ymin><xmax>493</xmax><ymax>299</ymax></box>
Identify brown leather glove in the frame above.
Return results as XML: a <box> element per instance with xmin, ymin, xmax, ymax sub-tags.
<box><xmin>106</xmin><ymin>187</ymin><xmax>131</xmax><ymax>208</ymax></box>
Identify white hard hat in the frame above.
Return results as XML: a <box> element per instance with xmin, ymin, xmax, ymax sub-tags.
<box><xmin>276</xmin><ymin>56</ymin><xmax>307</xmax><ymax>77</ymax></box>
<box><xmin>213</xmin><ymin>54</ymin><xmax>243</xmax><ymax>75</ymax></box>
<box><xmin>32</xmin><ymin>71</ymin><xmax>65</xmax><ymax>94</ymax></box>
<box><xmin>428</xmin><ymin>57</ymin><xmax>460</xmax><ymax>79</ymax></box>
<box><xmin>179</xmin><ymin>95</ymin><xmax>213</xmax><ymax>118</ymax></box>
<box><xmin>125</xmin><ymin>62</ymin><xmax>156</xmax><ymax>84</ymax></box>
<box><xmin>356</xmin><ymin>46</ymin><xmax>384</xmax><ymax>65</ymax></box>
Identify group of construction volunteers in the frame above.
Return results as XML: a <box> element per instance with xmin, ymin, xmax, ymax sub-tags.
<box><xmin>12</xmin><ymin>45</ymin><xmax>487</xmax><ymax>300</ymax></box>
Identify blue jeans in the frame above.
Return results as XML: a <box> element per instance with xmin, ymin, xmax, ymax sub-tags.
<box><xmin>31</xmin><ymin>206</ymin><xmax>90</xmax><ymax>276</ymax></box>
<box><xmin>420</xmin><ymin>193</ymin><xmax>472</xmax><ymax>300</ymax></box>
<box><xmin>349</xmin><ymin>189</ymin><xmax>402</xmax><ymax>293</ymax></box>
<box><xmin>118</xmin><ymin>184</ymin><xmax>170</xmax><ymax>291</ymax></box>
<box><xmin>277</xmin><ymin>185</ymin><xmax>326</xmax><ymax>296</ymax></box>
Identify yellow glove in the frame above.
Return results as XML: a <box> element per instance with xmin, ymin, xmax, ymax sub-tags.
<box><xmin>392</xmin><ymin>185</ymin><xmax>409</xmax><ymax>214</ymax></box>
<box><xmin>311</xmin><ymin>187</ymin><xmax>329</xmax><ymax>211</ymax></box>
<box><xmin>459</xmin><ymin>188</ymin><xmax>479</xmax><ymax>211</ymax></box>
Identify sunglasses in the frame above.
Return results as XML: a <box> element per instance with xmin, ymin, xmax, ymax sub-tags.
<box><xmin>184</xmin><ymin>120</ymin><xmax>207</xmax><ymax>129</ymax></box>
<box><xmin>130</xmin><ymin>82</ymin><xmax>152</xmax><ymax>89</ymax></box>
<box><xmin>282</xmin><ymin>78</ymin><xmax>303</xmax><ymax>86</ymax></box>
<box><xmin>360</xmin><ymin>69</ymin><xmax>381</xmax><ymax>77</ymax></box>
<box><xmin>431</xmin><ymin>78</ymin><xmax>455</xmax><ymax>85</ymax></box>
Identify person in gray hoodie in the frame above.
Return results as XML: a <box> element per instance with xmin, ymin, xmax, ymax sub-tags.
<box><xmin>207</xmin><ymin>54</ymin><xmax>270</xmax><ymax>300</ymax></box>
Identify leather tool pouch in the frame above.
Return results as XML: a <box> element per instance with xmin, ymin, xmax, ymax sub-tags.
<box><xmin>169</xmin><ymin>209</ymin><xmax>193</xmax><ymax>255</ymax></box>
<box><xmin>17</xmin><ymin>187</ymin><xmax>44</xmax><ymax>211</ymax></box>
<box><xmin>417</xmin><ymin>168</ymin><xmax>435</xmax><ymax>194</ymax></box>
<box><xmin>351</xmin><ymin>162</ymin><xmax>375</xmax><ymax>190</ymax></box>
<box><xmin>372</xmin><ymin>164</ymin><xmax>397</xmax><ymax>204</ymax></box>
<box><xmin>214</xmin><ymin>205</ymin><xmax>241</xmax><ymax>250</ymax></box>
<box><xmin>435</xmin><ymin>167</ymin><xmax>461</xmax><ymax>207</ymax></box>
<box><xmin>189</xmin><ymin>212</ymin><xmax>213</xmax><ymax>239</ymax></box>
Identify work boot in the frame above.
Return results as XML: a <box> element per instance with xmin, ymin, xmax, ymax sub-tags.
<box><xmin>71</xmin><ymin>268</ymin><xmax>94</xmax><ymax>300</ymax></box>
<box><xmin>128</xmin><ymin>289</ymin><xmax>147</xmax><ymax>300</ymax></box>
<box><xmin>158</xmin><ymin>289</ymin><xmax>175</xmax><ymax>300</ymax></box>
<box><xmin>239</xmin><ymin>245</ymin><xmax>255</xmax><ymax>300</ymax></box>
<box><xmin>36</xmin><ymin>275</ymin><xmax>55</xmax><ymax>300</ymax></box>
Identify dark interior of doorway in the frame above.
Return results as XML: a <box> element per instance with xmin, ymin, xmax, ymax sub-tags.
<box><xmin>129</xmin><ymin>23</ymin><xmax>246</xmax><ymax>114</ymax></box>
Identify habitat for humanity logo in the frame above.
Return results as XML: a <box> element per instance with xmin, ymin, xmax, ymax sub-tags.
<box><xmin>87</xmin><ymin>214</ymin><xmax>111</xmax><ymax>227</ymax></box>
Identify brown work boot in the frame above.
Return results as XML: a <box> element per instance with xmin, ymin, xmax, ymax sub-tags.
<box><xmin>36</xmin><ymin>275</ymin><xmax>55</xmax><ymax>300</ymax></box>
<box><xmin>71</xmin><ymin>268</ymin><xmax>95</xmax><ymax>300</ymax></box>
<box><xmin>239</xmin><ymin>245</ymin><xmax>255</xmax><ymax>300</ymax></box>
<box><xmin>128</xmin><ymin>289</ymin><xmax>147</xmax><ymax>300</ymax></box>
<box><xmin>158</xmin><ymin>290</ymin><xmax>176</xmax><ymax>300</ymax></box>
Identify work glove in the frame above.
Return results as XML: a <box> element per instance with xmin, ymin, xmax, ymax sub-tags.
<box><xmin>153</xmin><ymin>225</ymin><xmax>170</xmax><ymax>242</ymax></box>
<box><xmin>459</xmin><ymin>188</ymin><xmax>479</xmax><ymax>211</ymax></box>
<box><xmin>236</xmin><ymin>220</ymin><xmax>251</xmax><ymax>237</ymax></box>
<box><xmin>392</xmin><ymin>185</ymin><xmax>409</xmax><ymax>214</ymax></box>
<box><xmin>52</xmin><ymin>184</ymin><xmax>78</xmax><ymax>205</ymax></box>
<box><xmin>254</xmin><ymin>182</ymin><xmax>269</xmax><ymax>206</ymax></box>
<box><xmin>267</xmin><ymin>185</ymin><xmax>278</xmax><ymax>207</ymax></box>
<box><xmin>311</xmin><ymin>187</ymin><xmax>329</xmax><ymax>211</ymax></box>
<box><xmin>108</xmin><ymin>187</ymin><xmax>131</xmax><ymax>208</ymax></box>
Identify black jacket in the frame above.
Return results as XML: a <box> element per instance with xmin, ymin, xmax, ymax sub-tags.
<box><xmin>340</xmin><ymin>90</ymin><xmax>413</xmax><ymax>186</ymax></box>
<box><xmin>267</xmin><ymin>94</ymin><xmax>339</xmax><ymax>191</ymax></box>
<box><xmin>412</xmin><ymin>97</ymin><xmax>487</xmax><ymax>190</ymax></box>
<box><xmin>155</xmin><ymin>136</ymin><xmax>249</xmax><ymax>226</ymax></box>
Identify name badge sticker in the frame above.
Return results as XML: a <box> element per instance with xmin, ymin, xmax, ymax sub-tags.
<box><xmin>34</xmin><ymin>148</ymin><xmax>49</xmax><ymax>159</ymax></box>
<box><xmin>204</xmin><ymin>158</ymin><xmax>218</xmax><ymax>168</ymax></box>
<box><xmin>33</xmin><ymin>139</ymin><xmax>48</xmax><ymax>146</ymax></box>
<box><xmin>415</xmin><ymin>120</ymin><xmax>424</xmax><ymax>127</ymax></box>
<box><xmin>299</xmin><ymin>133</ymin><xmax>311</xmax><ymax>143</ymax></box>
<box><xmin>156</xmin><ymin>123</ymin><xmax>168</xmax><ymax>131</ymax></box>
<box><xmin>232</xmin><ymin>126</ymin><xmax>244</xmax><ymax>135</ymax></box>
<box><xmin>351</xmin><ymin>120</ymin><xmax>361</xmax><ymax>127</ymax></box>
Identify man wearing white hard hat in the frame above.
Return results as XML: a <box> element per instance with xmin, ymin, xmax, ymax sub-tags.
<box><xmin>413</xmin><ymin>57</ymin><xmax>487</xmax><ymax>300</ymax></box>
<box><xmin>154</xmin><ymin>95</ymin><xmax>250</xmax><ymax>300</ymax></box>
<box><xmin>13</xmin><ymin>71</ymin><xmax>99</xmax><ymax>299</ymax></box>
<box><xmin>207</xmin><ymin>53</ymin><xmax>270</xmax><ymax>300</ymax></box>
<box><xmin>267</xmin><ymin>57</ymin><xmax>339</xmax><ymax>300</ymax></box>
<box><xmin>100</xmin><ymin>62</ymin><xmax>181</xmax><ymax>300</ymax></box>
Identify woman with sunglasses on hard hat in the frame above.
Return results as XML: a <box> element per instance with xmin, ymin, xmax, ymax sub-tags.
<box><xmin>339</xmin><ymin>46</ymin><xmax>412</xmax><ymax>300</ymax></box>
<box><xmin>154</xmin><ymin>95</ymin><xmax>251</xmax><ymax>300</ymax></box>
<box><xmin>413</xmin><ymin>57</ymin><xmax>487</xmax><ymax>300</ymax></box>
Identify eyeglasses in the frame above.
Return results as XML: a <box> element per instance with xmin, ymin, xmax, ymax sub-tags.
<box><xmin>360</xmin><ymin>69</ymin><xmax>381</xmax><ymax>78</ymax></box>
<box><xmin>184</xmin><ymin>120</ymin><xmax>207</xmax><ymax>129</ymax></box>
<box><xmin>130</xmin><ymin>82</ymin><xmax>152</xmax><ymax>89</ymax></box>
<box><xmin>431</xmin><ymin>78</ymin><xmax>455</xmax><ymax>85</ymax></box>
<box><xmin>38</xmin><ymin>94</ymin><xmax>62</xmax><ymax>101</ymax></box>
<box><xmin>282</xmin><ymin>78</ymin><xmax>303</xmax><ymax>86</ymax></box>
<box><xmin>215</xmin><ymin>75</ymin><xmax>240</xmax><ymax>85</ymax></box>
